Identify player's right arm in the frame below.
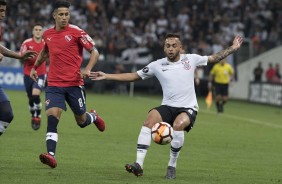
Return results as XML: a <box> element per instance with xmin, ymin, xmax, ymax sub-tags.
<box><xmin>30</xmin><ymin>48</ymin><xmax>49</xmax><ymax>81</ymax></box>
<box><xmin>89</xmin><ymin>71</ymin><xmax>141</xmax><ymax>82</ymax></box>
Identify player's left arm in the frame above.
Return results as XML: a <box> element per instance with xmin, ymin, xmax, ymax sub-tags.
<box><xmin>208</xmin><ymin>35</ymin><xmax>243</xmax><ymax>63</ymax></box>
<box><xmin>82</xmin><ymin>47</ymin><xmax>99</xmax><ymax>78</ymax></box>
<box><xmin>79</xmin><ymin>32</ymin><xmax>99</xmax><ymax>78</ymax></box>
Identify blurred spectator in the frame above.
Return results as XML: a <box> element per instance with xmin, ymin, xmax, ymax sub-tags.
<box><xmin>253</xmin><ymin>62</ymin><xmax>263</xmax><ymax>82</ymax></box>
<box><xmin>273</xmin><ymin>63</ymin><xmax>281</xmax><ymax>83</ymax></box>
<box><xmin>112</xmin><ymin>63</ymin><xmax>128</xmax><ymax>95</ymax></box>
<box><xmin>265</xmin><ymin>63</ymin><xmax>276</xmax><ymax>82</ymax></box>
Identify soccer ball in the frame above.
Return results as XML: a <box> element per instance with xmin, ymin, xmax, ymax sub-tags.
<box><xmin>151</xmin><ymin>122</ymin><xmax>173</xmax><ymax>145</ymax></box>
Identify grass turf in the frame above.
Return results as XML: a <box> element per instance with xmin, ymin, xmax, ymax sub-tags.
<box><xmin>0</xmin><ymin>90</ymin><xmax>281</xmax><ymax>184</ymax></box>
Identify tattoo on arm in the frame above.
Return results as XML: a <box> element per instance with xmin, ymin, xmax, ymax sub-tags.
<box><xmin>209</xmin><ymin>46</ymin><xmax>236</xmax><ymax>63</ymax></box>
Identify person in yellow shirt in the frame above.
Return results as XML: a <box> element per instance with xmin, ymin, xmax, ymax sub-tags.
<box><xmin>209</xmin><ymin>59</ymin><xmax>234</xmax><ymax>113</ymax></box>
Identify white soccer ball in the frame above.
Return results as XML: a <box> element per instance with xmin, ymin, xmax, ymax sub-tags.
<box><xmin>151</xmin><ymin>122</ymin><xmax>173</xmax><ymax>145</ymax></box>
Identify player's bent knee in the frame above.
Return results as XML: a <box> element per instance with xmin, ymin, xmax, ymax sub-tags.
<box><xmin>143</xmin><ymin>120</ymin><xmax>156</xmax><ymax>129</ymax></box>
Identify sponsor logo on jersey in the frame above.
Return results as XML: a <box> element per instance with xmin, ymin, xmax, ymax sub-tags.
<box><xmin>142</xmin><ymin>67</ymin><xmax>149</xmax><ymax>73</ymax></box>
<box><xmin>65</xmin><ymin>35</ymin><xmax>72</xmax><ymax>42</ymax></box>
<box><xmin>161</xmin><ymin>62</ymin><xmax>169</xmax><ymax>66</ymax></box>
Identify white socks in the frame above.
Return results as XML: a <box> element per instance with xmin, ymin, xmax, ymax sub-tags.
<box><xmin>168</xmin><ymin>130</ymin><xmax>184</xmax><ymax>168</ymax></box>
<box><xmin>136</xmin><ymin>126</ymin><xmax>151</xmax><ymax>168</ymax></box>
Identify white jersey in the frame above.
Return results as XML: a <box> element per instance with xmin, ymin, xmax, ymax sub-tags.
<box><xmin>137</xmin><ymin>54</ymin><xmax>208</xmax><ymax>111</ymax></box>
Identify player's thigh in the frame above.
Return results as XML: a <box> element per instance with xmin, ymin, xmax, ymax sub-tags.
<box><xmin>173</xmin><ymin>112</ymin><xmax>190</xmax><ymax>131</ymax></box>
<box><xmin>144</xmin><ymin>109</ymin><xmax>163</xmax><ymax>128</ymax></box>
<box><xmin>65</xmin><ymin>86</ymin><xmax>86</xmax><ymax>116</ymax></box>
<box><xmin>174</xmin><ymin>108</ymin><xmax>197</xmax><ymax>132</ymax></box>
<box><xmin>151</xmin><ymin>105</ymin><xmax>175</xmax><ymax>127</ymax></box>
<box><xmin>45</xmin><ymin>86</ymin><xmax>67</xmax><ymax>111</ymax></box>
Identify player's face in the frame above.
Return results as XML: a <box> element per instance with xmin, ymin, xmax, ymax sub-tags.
<box><xmin>53</xmin><ymin>7</ymin><xmax>70</xmax><ymax>29</ymax></box>
<box><xmin>32</xmin><ymin>25</ymin><xmax>43</xmax><ymax>40</ymax></box>
<box><xmin>0</xmin><ymin>5</ymin><xmax>6</xmax><ymax>22</ymax></box>
<box><xmin>164</xmin><ymin>38</ymin><xmax>181</xmax><ymax>62</ymax></box>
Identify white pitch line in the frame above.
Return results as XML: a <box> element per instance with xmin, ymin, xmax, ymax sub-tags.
<box><xmin>201</xmin><ymin>109</ymin><xmax>282</xmax><ymax>129</ymax></box>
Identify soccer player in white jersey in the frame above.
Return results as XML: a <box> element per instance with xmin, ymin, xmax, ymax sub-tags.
<box><xmin>90</xmin><ymin>33</ymin><xmax>243</xmax><ymax>179</ymax></box>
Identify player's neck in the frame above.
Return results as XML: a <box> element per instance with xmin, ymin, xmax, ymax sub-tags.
<box><xmin>55</xmin><ymin>23</ymin><xmax>68</xmax><ymax>31</ymax></box>
<box><xmin>33</xmin><ymin>37</ymin><xmax>41</xmax><ymax>43</ymax></box>
<box><xmin>168</xmin><ymin>55</ymin><xmax>180</xmax><ymax>63</ymax></box>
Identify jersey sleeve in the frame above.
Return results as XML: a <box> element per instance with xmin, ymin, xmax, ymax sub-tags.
<box><xmin>190</xmin><ymin>54</ymin><xmax>208</xmax><ymax>66</ymax></box>
<box><xmin>78</xmin><ymin>30</ymin><xmax>96</xmax><ymax>52</ymax></box>
<box><xmin>137</xmin><ymin>63</ymin><xmax>155</xmax><ymax>80</ymax></box>
<box><xmin>19</xmin><ymin>42</ymin><xmax>27</xmax><ymax>55</ymax></box>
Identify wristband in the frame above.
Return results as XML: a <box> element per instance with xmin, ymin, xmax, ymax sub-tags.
<box><xmin>32</xmin><ymin>65</ymin><xmax>38</xmax><ymax>70</ymax></box>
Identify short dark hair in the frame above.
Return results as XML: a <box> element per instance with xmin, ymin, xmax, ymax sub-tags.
<box><xmin>33</xmin><ymin>22</ymin><xmax>43</xmax><ymax>28</ymax></box>
<box><xmin>165</xmin><ymin>33</ymin><xmax>181</xmax><ymax>40</ymax></box>
<box><xmin>53</xmin><ymin>0</ymin><xmax>70</xmax><ymax>11</ymax></box>
<box><xmin>0</xmin><ymin>0</ymin><xmax>7</xmax><ymax>6</ymax></box>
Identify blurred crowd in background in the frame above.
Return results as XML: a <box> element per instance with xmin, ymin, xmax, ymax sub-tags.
<box><xmin>1</xmin><ymin>0</ymin><xmax>282</xmax><ymax>77</ymax></box>
<box><xmin>2</xmin><ymin>0</ymin><xmax>282</xmax><ymax>58</ymax></box>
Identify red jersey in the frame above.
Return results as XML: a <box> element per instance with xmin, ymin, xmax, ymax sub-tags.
<box><xmin>43</xmin><ymin>24</ymin><xmax>95</xmax><ymax>87</ymax></box>
<box><xmin>19</xmin><ymin>38</ymin><xmax>46</xmax><ymax>76</ymax></box>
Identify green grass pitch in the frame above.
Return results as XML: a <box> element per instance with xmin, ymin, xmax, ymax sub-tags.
<box><xmin>0</xmin><ymin>90</ymin><xmax>281</xmax><ymax>184</ymax></box>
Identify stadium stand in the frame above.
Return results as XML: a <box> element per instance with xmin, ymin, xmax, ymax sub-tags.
<box><xmin>1</xmin><ymin>0</ymin><xmax>281</xmax><ymax>93</ymax></box>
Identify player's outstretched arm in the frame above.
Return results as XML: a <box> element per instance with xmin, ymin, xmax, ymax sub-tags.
<box><xmin>0</xmin><ymin>44</ymin><xmax>37</xmax><ymax>60</ymax></box>
<box><xmin>89</xmin><ymin>71</ymin><xmax>141</xmax><ymax>82</ymax></box>
<box><xmin>208</xmin><ymin>35</ymin><xmax>243</xmax><ymax>63</ymax></box>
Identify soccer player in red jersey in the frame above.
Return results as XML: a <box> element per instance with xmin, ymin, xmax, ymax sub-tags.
<box><xmin>30</xmin><ymin>0</ymin><xmax>105</xmax><ymax>168</ymax></box>
<box><xmin>19</xmin><ymin>24</ymin><xmax>46</xmax><ymax>130</ymax></box>
<box><xmin>0</xmin><ymin>0</ymin><xmax>37</xmax><ymax>136</ymax></box>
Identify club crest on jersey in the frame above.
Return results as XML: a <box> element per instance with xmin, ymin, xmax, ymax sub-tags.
<box><xmin>65</xmin><ymin>35</ymin><xmax>72</xmax><ymax>42</ymax></box>
<box><xmin>181</xmin><ymin>57</ymin><xmax>191</xmax><ymax>70</ymax></box>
